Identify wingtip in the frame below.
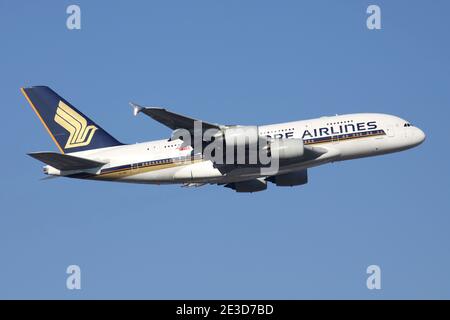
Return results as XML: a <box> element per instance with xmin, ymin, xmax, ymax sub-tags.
<box><xmin>129</xmin><ymin>102</ymin><xmax>144</xmax><ymax>116</ymax></box>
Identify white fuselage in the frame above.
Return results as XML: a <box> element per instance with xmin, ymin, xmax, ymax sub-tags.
<box><xmin>47</xmin><ymin>113</ymin><xmax>425</xmax><ymax>185</ymax></box>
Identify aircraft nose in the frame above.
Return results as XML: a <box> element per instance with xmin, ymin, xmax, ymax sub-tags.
<box><xmin>412</xmin><ymin>127</ymin><xmax>426</xmax><ymax>146</ymax></box>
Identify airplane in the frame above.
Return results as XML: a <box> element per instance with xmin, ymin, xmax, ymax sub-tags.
<box><xmin>21</xmin><ymin>86</ymin><xmax>425</xmax><ymax>193</ymax></box>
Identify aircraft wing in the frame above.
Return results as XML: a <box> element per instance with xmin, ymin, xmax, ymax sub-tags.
<box><xmin>130</xmin><ymin>103</ymin><xmax>222</xmax><ymax>132</ymax></box>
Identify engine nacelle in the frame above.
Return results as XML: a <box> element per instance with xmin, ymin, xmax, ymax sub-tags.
<box><xmin>268</xmin><ymin>138</ymin><xmax>304</xmax><ymax>160</ymax></box>
<box><xmin>225</xmin><ymin>178</ymin><xmax>267</xmax><ymax>193</ymax></box>
<box><xmin>223</xmin><ymin>126</ymin><xmax>259</xmax><ymax>149</ymax></box>
<box><xmin>267</xmin><ymin>169</ymin><xmax>308</xmax><ymax>187</ymax></box>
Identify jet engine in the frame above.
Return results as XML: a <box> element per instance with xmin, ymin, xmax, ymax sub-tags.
<box><xmin>267</xmin><ymin>138</ymin><xmax>304</xmax><ymax>160</ymax></box>
<box><xmin>222</xmin><ymin>126</ymin><xmax>259</xmax><ymax>149</ymax></box>
<box><xmin>267</xmin><ymin>169</ymin><xmax>308</xmax><ymax>187</ymax></box>
<box><xmin>224</xmin><ymin>178</ymin><xmax>267</xmax><ymax>193</ymax></box>
<box><xmin>206</xmin><ymin>126</ymin><xmax>305</xmax><ymax>165</ymax></box>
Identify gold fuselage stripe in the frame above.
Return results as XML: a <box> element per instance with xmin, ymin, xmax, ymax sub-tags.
<box><xmin>94</xmin><ymin>158</ymin><xmax>204</xmax><ymax>180</ymax></box>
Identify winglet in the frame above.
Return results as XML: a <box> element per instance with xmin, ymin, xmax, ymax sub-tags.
<box><xmin>130</xmin><ymin>102</ymin><xmax>144</xmax><ymax>116</ymax></box>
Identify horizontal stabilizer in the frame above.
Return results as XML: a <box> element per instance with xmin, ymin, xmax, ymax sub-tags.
<box><xmin>28</xmin><ymin>152</ymin><xmax>106</xmax><ymax>171</ymax></box>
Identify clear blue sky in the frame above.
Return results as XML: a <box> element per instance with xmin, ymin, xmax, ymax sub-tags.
<box><xmin>0</xmin><ymin>0</ymin><xmax>449</xmax><ymax>299</ymax></box>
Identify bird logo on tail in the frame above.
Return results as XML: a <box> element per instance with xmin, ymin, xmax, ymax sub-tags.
<box><xmin>54</xmin><ymin>101</ymin><xmax>97</xmax><ymax>149</ymax></box>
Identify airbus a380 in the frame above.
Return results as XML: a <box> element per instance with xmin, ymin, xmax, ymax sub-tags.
<box><xmin>22</xmin><ymin>86</ymin><xmax>425</xmax><ymax>193</ymax></box>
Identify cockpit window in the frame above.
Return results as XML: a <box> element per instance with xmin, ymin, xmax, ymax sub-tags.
<box><xmin>404</xmin><ymin>123</ymin><xmax>412</xmax><ymax>127</ymax></box>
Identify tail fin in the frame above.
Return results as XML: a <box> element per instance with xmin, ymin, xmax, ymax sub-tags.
<box><xmin>21</xmin><ymin>86</ymin><xmax>122</xmax><ymax>153</ymax></box>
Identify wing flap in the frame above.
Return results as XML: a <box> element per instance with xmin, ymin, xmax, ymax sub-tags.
<box><xmin>28</xmin><ymin>152</ymin><xmax>107</xmax><ymax>171</ymax></box>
